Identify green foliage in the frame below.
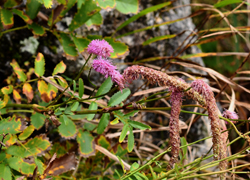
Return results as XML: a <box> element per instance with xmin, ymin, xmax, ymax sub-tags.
<box><xmin>108</xmin><ymin>88</ymin><xmax>131</xmax><ymax>106</ymax></box>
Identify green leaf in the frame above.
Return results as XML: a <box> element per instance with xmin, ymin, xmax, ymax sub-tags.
<box><xmin>60</xmin><ymin>33</ymin><xmax>78</xmax><ymax>59</ymax></box>
<box><xmin>83</xmin><ymin>122</ymin><xmax>97</xmax><ymax>131</ymax></box>
<box><xmin>35</xmin><ymin>158</ymin><xmax>45</xmax><ymax>175</ymax></box>
<box><xmin>180</xmin><ymin>137</ymin><xmax>187</xmax><ymax>161</ymax></box>
<box><xmin>73</xmin><ymin>80</ymin><xmax>77</xmax><ymax>93</ymax></box>
<box><xmin>71</xmin><ymin>101</ymin><xmax>79</xmax><ymax>111</ymax></box>
<box><xmin>31</xmin><ymin>112</ymin><xmax>46</xmax><ymax>130</ymax></box>
<box><xmin>35</xmin><ymin>53</ymin><xmax>45</xmax><ymax>77</ymax></box>
<box><xmin>1</xmin><ymin>85</ymin><xmax>13</xmax><ymax>95</ymax></box>
<box><xmin>0</xmin><ymin>116</ymin><xmax>25</xmax><ymax>135</ymax></box>
<box><xmin>117</xmin><ymin>156</ymin><xmax>126</xmax><ymax>173</ymax></box>
<box><xmin>116</xmin><ymin>2</ymin><xmax>171</xmax><ymax>31</ymax></box>
<box><xmin>26</xmin><ymin>0</ymin><xmax>42</xmax><ymax>19</ymax></box>
<box><xmin>97</xmin><ymin>113</ymin><xmax>110</xmax><ymax>134</ymax></box>
<box><xmin>77</xmin><ymin>0</ymin><xmax>85</xmax><ymax>9</ymax></box>
<box><xmin>97</xmin><ymin>135</ymin><xmax>111</xmax><ymax>149</ymax></box>
<box><xmin>127</xmin><ymin>126</ymin><xmax>134</xmax><ymax>152</ymax></box>
<box><xmin>77</xmin><ymin>130</ymin><xmax>95</xmax><ymax>157</ymax></box>
<box><xmin>87</xmin><ymin>102</ymin><xmax>98</xmax><ymax>121</ymax></box>
<box><xmin>18</xmin><ymin>125</ymin><xmax>35</xmax><ymax>140</ymax></box>
<box><xmin>28</xmin><ymin>22</ymin><xmax>45</xmax><ymax>36</ymax></box>
<box><xmin>115</xmin><ymin>0</ymin><xmax>139</xmax><ymax>14</ymax></box>
<box><xmin>85</xmin><ymin>12</ymin><xmax>103</xmax><ymax>27</ymax></box>
<box><xmin>104</xmin><ymin>37</ymin><xmax>129</xmax><ymax>58</ymax></box>
<box><xmin>128</xmin><ymin>121</ymin><xmax>151</xmax><ymax>130</ymax></box>
<box><xmin>1</xmin><ymin>9</ymin><xmax>13</xmax><ymax>29</ymax></box>
<box><xmin>49</xmin><ymin>141</ymin><xmax>74</xmax><ymax>158</ymax></box>
<box><xmin>0</xmin><ymin>164</ymin><xmax>11</xmax><ymax>180</ymax></box>
<box><xmin>78</xmin><ymin>78</ymin><xmax>84</xmax><ymax>98</ymax></box>
<box><xmin>71</xmin><ymin>36</ymin><xmax>90</xmax><ymax>53</ymax></box>
<box><xmin>58</xmin><ymin>115</ymin><xmax>77</xmax><ymax>139</ymax></box>
<box><xmin>8</xmin><ymin>156</ymin><xmax>36</xmax><ymax>176</ymax></box>
<box><xmin>96</xmin><ymin>0</ymin><xmax>115</xmax><ymax>9</ymax></box>
<box><xmin>43</xmin><ymin>0</ymin><xmax>53</xmax><ymax>8</ymax></box>
<box><xmin>55</xmin><ymin>76</ymin><xmax>68</xmax><ymax>88</ymax></box>
<box><xmin>68</xmin><ymin>0</ymin><xmax>101</xmax><ymax>31</ymax></box>
<box><xmin>10</xmin><ymin>59</ymin><xmax>27</xmax><ymax>82</ymax></box>
<box><xmin>96</xmin><ymin>77</ymin><xmax>113</xmax><ymax>99</ymax></box>
<box><xmin>12</xmin><ymin>9</ymin><xmax>32</xmax><ymax>24</ymax></box>
<box><xmin>214</xmin><ymin>0</ymin><xmax>242</xmax><ymax>8</ymax></box>
<box><xmin>52</xmin><ymin>61</ymin><xmax>66</xmax><ymax>75</ymax></box>
<box><xmin>143</xmin><ymin>34</ymin><xmax>176</xmax><ymax>46</ymax></box>
<box><xmin>4</xmin><ymin>0</ymin><xmax>19</xmax><ymax>8</ymax></box>
<box><xmin>119</xmin><ymin>123</ymin><xmax>129</xmax><ymax>143</ymax></box>
<box><xmin>108</xmin><ymin>88</ymin><xmax>130</xmax><ymax>106</ymax></box>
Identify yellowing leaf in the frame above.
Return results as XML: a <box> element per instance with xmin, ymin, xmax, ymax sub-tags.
<box><xmin>35</xmin><ymin>53</ymin><xmax>45</xmax><ymax>77</ymax></box>
<box><xmin>0</xmin><ymin>94</ymin><xmax>9</xmax><ymax>109</ymax></box>
<box><xmin>52</xmin><ymin>61</ymin><xmax>66</xmax><ymax>75</ymax></box>
<box><xmin>1</xmin><ymin>85</ymin><xmax>13</xmax><ymax>95</ymax></box>
<box><xmin>23</xmin><ymin>82</ymin><xmax>34</xmax><ymax>103</ymax></box>
<box><xmin>38</xmin><ymin>80</ymin><xmax>50</xmax><ymax>102</ymax></box>
<box><xmin>1</xmin><ymin>9</ymin><xmax>14</xmax><ymax>29</ymax></box>
<box><xmin>10</xmin><ymin>59</ymin><xmax>27</xmax><ymax>82</ymax></box>
<box><xmin>13</xmin><ymin>89</ymin><xmax>21</xmax><ymax>104</ymax></box>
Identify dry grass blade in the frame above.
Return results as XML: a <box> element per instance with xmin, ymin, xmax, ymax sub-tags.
<box><xmin>229</xmin><ymin>86</ymin><xmax>236</xmax><ymax>112</ymax></box>
<box><xmin>95</xmin><ymin>144</ymin><xmax>131</xmax><ymax>170</ymax></box>
<box><xmin>132</xmin><ymin>87</ymin><xmax>168</xmax><ymax>96</ymax></box>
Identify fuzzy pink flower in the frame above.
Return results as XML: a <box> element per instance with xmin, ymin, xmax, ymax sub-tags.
<box><xmin>92</xmin><ymin>59</ymin><xmax>124</xmax><ymax>89</ymax></box>
<box><xmin>222</xmin><ymin>109</ymin><xmax>238</xmax><ymax>121</ymax></box>
<box><xmin>87</xmin><ymin>39</ymin><xmax>114</xmax><ymax>58</ymax></box>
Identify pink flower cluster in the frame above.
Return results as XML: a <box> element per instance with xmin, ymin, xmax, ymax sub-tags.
<box><xmin>87</xmin><ymin>39</ymin><xmax>124</xmax><ymax>89</ymax></box>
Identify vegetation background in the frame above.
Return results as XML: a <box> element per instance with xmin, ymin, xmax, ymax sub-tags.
<box><xmin>0</xmin><ymin>0</ymin><xmax>250</xmax><ymax>179</ymax></box>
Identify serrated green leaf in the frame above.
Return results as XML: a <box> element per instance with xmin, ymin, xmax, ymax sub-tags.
<box><xmin>116</xmin><ymin>2</ymin><xmax>171</xmax><ymax>31</ymax></box>
<box><xmin>8</xmin><ymin>156</ymin><xmax>36</xmax><ymax>176</ymax></box>
<box><xmin>85</xmin><ymin>12</ymin><xmax>102</xmax><ymax>27</ymax></box>
<box><xmin>58</xmin><ymin>115</ymin><xmax>77</xmax><ymax>139</ymax></box>
<box><xmin>68</xmin><ymin>0</ymin><xmax>101</xmax><ymax>31</ymax></box>
<box><xmin>83</xmin><ymin>122</ymin><xmax>97</xmax><ymax>131</ymax></box>
<box><xmin>31</xmin><ymin>112</ymin><xmax>46</xmax><ymax>130</ymax></box>
<box><xmin>60</xmin><ymin>33</ymin><xmax>78</xmax><ymax>59</ymax></box>
<box><xmin>52</xmin><ymin>61</ymin><xmax>66</xmax><ymax>75</ymax></box>
<box><xmin>0</xmin><ymin>116</ymin><xmax>25</xmax><ymax>135</ymax></box>
<box><xmin>26</xmin><ymin>0</ymin><xmax>42</xmax><ymax>19</ymax></box>
<box><xmin>1</xmin><ymin>85</ymin><xmax>13</xmax><ymax>95</ymax></box>
<box><xmin>143</xmin><ymin>34</ymin><xmax>176</xmax><ymax>46</ymax></box>
<box><xmin>97</xmin><ymin>135</ymin><xmax>111</xmax><ymax>149</ymax></box>
<box><xmin>96</xmin><ymin>0</ymin><xmax>115</xmax><ymax>9</ymax></box>
<box><xmin>72</xmin><ymin>36</ymin><xmax>90</xmax><ymax>53</ymax></box>
<box><xmin>18</xmin><ymin>125</ymin><xmax>35</xmax><ymax>140</ymax></box>
<box><xmin>116</xmin><ymin>0</ymin><xmax>139</xmax><ymax>14</ymax></box>
<box><xmin>49</xmin><ymin>141</ymin><xmax>74</xmax><ymax>158</ymax></box>
<box><xmin>78</xmin><ymin>78</ymin><xmax>84</xmax><ymax>98</ymax></box>
<box><xmin>96</xmin><ymin>77</ymin><xmax>113</xmax><ymax>99</ymax></box>
<box><xmin>77</xmin><ymin>130</ymin><xmax>95</xmax><ymax>157</ymax></box>
<box><xmin>214</xmin><ymin>0</ymin><xmax>242</xmax><ymax>8</ymax></box>
<box><xmin>35</xmin><ymin>158</ymin><xmax>45</xmax><ymax>175</ymax></box>
<box><xmin>128</xmin><ymin>121</ymin><xmax>151</xmax><ymax>130</ymax></box>
<box><xmin>87</xmin><ymin>102</ymin><xmax>98</xmax><ymax>120</ymax></box>
<box><xmin>119</xmin><ymin>123</ymin><xmax>129</xmax><ymax>143</ymax></box>
<box><xmin>10</xmin><ymin>59</ymin><xmax>27</xmax><ymax>82</ymax></box>
<box><xmin>108</xmin><ymin>88</ymin><xmax>130</xmax><ymax>106</ymax></box>
<box><xmin>0</xmin><ymin>164</ymin><xmax>11</xmax><ymax>180</ymax></box>
<box><xmin>97</xmin><ymin>113</ymin><xmax>110</xmax><ymax>134</ymax></box>
<box><xmin>1</xmin><ymin>9</ymin><xmax>13</xmax><ymax>29</ymax></box>
<box><xmin>35</xmin><ymin>53</ymin><xmax>45</xmax><ymax>77</ymax></box>
<box><xmin>12</xmin><ymin>9</ymin><xmax>32</xmax><ymax>24</ymax></box>
<box><xmin>104</xmin><ymin>37</ymin><xmax>129</xmax><ymax>58</ymax></box>
<box><xmin>28</xmin><ymin>22</ymin><xmax>45</xmax><ymax>36</ymax></box>
<box><xmin>127</xmin><ymin>127</ymin><xmax>134</xmax><ymax>152</ymax></box>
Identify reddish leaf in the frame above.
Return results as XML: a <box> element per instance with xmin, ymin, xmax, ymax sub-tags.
<box><xmin>13</xmin><ymin>89</ymin><xmax>21</xmax><ymax>104</ymax></box>
<box><xmin>41</xmin><ymin>152</ymin><xmax>77</xmax><ymax>178</ymax></box>
<box><xmin>23</xmin><ymin>82</ymin><xmax>34</xmax><ymax>103</ymax></box>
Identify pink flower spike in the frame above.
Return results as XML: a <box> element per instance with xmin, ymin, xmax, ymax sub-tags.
<box><xmin>87</xmin><ymin>39</ymin><xmax>114</xmax><ymax>58</ymax></box>
<box><xmin>222</xmin><ymin>109</ymin><xmax>238</xmax><ymax>124</ymax></box>
<box><xmin>92</xmin><ymin>59</ymin><xmax>125</xmax><ymax>90</ymax></box>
